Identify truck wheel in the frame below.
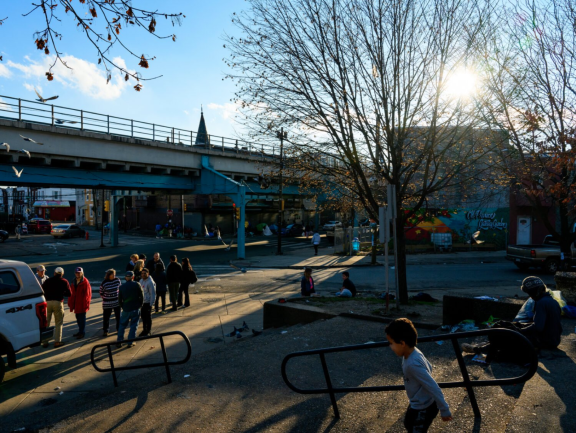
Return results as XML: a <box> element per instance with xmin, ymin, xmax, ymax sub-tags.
<box><xmin>544</xmin><ymin>259</ymin><xmax>559</xmax><ymax>274</ymax></box>
<box><xmin>515</xmin><ymin>263</ymin><xmax>530</xmax><ymax>270</ymax></box>
<box><xmin>0</xmin><ymin>356</ymin><xmax>5</xmax><ymax>383</ymax></box>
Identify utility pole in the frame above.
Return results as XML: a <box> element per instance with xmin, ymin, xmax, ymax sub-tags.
<box><xmin>276</xmin><ymin>128</ymin><xmax>287</xmax><ymax>255</ymax></box>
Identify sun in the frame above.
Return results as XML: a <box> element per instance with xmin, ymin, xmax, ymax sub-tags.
<box><xmin>445</xmin><ymin>68</ymin><xmax>478</xmax><ymax>99</ymax></box>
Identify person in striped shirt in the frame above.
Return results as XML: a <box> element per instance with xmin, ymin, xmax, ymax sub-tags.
<box><xmin>100</xmin><ymin>269</ymin><xmax>121</xmax><ymax>337</ymax></box>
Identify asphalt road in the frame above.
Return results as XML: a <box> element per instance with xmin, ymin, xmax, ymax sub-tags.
<box><xmin>3</xmin><ymin>233</ymin><xmax>556</xmax><ymax>294</ymax></box>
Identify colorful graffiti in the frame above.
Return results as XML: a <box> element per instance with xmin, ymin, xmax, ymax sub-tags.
<box><xmin>404</xmin><ymin>208</ymin><xmax>509</xmax><ymax>249</ymax></box>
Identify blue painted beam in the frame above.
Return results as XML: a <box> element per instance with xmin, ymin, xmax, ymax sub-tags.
<box><xmin>0</xmin><ymin>165</ymin><xmax>195</xmax><ymax>191</ymax></box>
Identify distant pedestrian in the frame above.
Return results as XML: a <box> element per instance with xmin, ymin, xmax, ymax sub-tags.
<box><xmin>100</xmin><ymin>269</ymin><xmax>121</xmax><ymax>337</ymax></box>
<box><xmin>139</xmin><ymin>254</ymin><xmax>147</xmax><ymax>267</ymax></box>
<box><xmin>166</xmin><ymin>255</ymin><xmax>182</xmax><ymax>311</ymax></box>
<box><xmin>126</xmin><ymin>254</ymin><xmax>139</xmax><ymax>272</ymax></box>
<box><xmin>178</xmin><ymin>258</ymin><xmax>197</xmax><ymax>308</ymax></box>
<box><xmin>139</xmin><ymin>268</ymin><xmax>156</xmax><ymax>336</ymax></box>
<box><xmin>36</xmin><ymin>265</ymin><xmax>48</xmax><ymax>286</ymax></box>
<box><xmin>152</xmin><ymin>263</ymin><xmax>168</xmax><ymax>313</ymax></box>
<box><xmin>301</xmin><ymin>267</ymin><xmax>315</xmax><ymax>297</ymax></box>
<box><xmin>42</xmin><ymin>267</ymin><xmax>71</xmax><ymax>348</ymax></box>
<box><xmin>146</xmin><ymin>252</ymin><xmax>165</xmax><ymax>273</ymax></box>
<box><xmin>337</xmin><ymin>271</ymin><xmax>357</xmax><ymax>297</ymax></box>
<box><xmin>68</xmin><ymin>267</ymin><xmax>92</xmax><ymax>339</ymax></box>
<box><xmin>311</xmin><ymin>231</ymin><xmax>321</xmax><ymax>256</ymax></box>
<box><xmin>116</xmin><ymin>271</ymin><xmax>144</xmax><ymax>348</ymax></box>
<box><xmin>155</xmin><ymin>223</ymin><xmax>162</xmax><ymax>238</ymax></box>
<box><xmin>133</xmin><ymin>259</ymin><xmax>145</xmax><ymax>280</ymax></box>
<box><xmin>385</xmin><ymin>318</ymin><xmax>452</xmax><ymax>431</ymax></box>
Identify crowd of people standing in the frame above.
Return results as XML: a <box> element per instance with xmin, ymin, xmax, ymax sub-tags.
<box><xmin>35</xmin><ymin>252</ymin><xmax>197</xmax><ymax>349</ymax></box>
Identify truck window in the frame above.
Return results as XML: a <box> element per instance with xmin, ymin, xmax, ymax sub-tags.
<box><xmin>0</xmin><ymin>271</ymin><xmax>21</xmax><ymax>295</ymax></box>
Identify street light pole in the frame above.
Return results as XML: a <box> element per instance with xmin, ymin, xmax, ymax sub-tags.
<box><xmin>276</xmin><ymin>128</ymin><xmax>287</xmax><ymax>255</ymax></box>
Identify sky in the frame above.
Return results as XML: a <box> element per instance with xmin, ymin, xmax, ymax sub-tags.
<box><xmin>0</xmin><ymin>1</ymin><xmax>247</xmax><ymax>140</ymax></box>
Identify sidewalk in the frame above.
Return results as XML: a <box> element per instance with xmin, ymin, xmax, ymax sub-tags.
<box><xmin>232</xmin><ymin>246</ymin><xmax>507</xmax><ymax>269</ymax></box>
<box><xmin>0</xmin><ymin>290</ymin><xmax>296</xmax><ymax>422</ymax></box>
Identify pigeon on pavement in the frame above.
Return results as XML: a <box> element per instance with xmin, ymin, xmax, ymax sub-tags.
<box><xmin>225</xmin><ymin>327</ymin><xmax>240</xmax><ymax>338</ymax></box>
<box><xmin>252</xmin><ymin>329</ymin><xmax>263</xmax><ymax>336</ymax></box>
<box><xmin>239</xmin><ymin>321</ymin><xmax>250</xmax><ymax>332</ymax></box>
<box><xmin>0</xmin><ymin>142</ymin><xmax>9</xmax><ymax>152</ymax></box>
<box><xmin>20</xmin><ymin>135</ymin><xmax>44</xmax><ymax>145</ymax></box>
<box><xmin>35</xmin><ymin>88</ymin><xmax>59</xmax><ymax>103</ymax></box>
<box><xmin>12</xmin><ymin>167</ymin><xmax>23</xmax><ymax>177</ymax></box>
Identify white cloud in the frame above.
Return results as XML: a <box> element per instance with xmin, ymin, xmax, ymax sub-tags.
<box><xmin>0</xmin><ymin>64</ymin><xmax>11</xmax><ymax>78</ymax></box>
<box><xmin>183</xmin><ymin>110</ymin><xmax>189</xmax><ymax>115</ymax></box>
<box><xmin>7</xmin><ymin>55</ymin><xmax>134</xmax><ymax>100</ymax></box>
<box><xmin>207</xmin><ymin>101</ymin><xmax>241</xmax><ymax>120</ymax></box>
<box><xmin>0</xmin><ymin>97</ymin><xmax>13</xmax><ymax>112</ymax></box>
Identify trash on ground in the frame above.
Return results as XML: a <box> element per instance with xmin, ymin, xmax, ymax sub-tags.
<box><xmin>435</xmin><ymin>340</ymin><xmax>444</xmax><ymax>346</ymax></box>
<box><xmin>450</xmin><ymin>319</ymin><xmax>479</xmax><ymax>333</ymax></box>
<box><xmin>59</xmin><ymin>391</ymin><xmax>64</xmax><ymax>395</ymax></box>
<box><xmin>364</xmin><ymin>341</ymin><xmax>375</xmax><ymax>344</ymax></box>
<box><xmin>472</xmin><ymin>354</ymin><xmax>488</xmax><ymax>365</ymax></box>
<box><xmin>474</xmin><ymin>296</ymin><xmax>499</xmax><ymax>302</ymax></box>
<box><xmin>54</xmin><ymin>386</ymin><xmax>61</xmax><ymax>390</ymax></box>
<box><xmin>410</xmin><ymin>292</ymin><xmax>439</xmax><ymax>302</ymax></box>
<box><xmin>281</xmin><ymin>331</ymin><xmax>288</xmax><ymax>334</ymax></box>
<box><xmin>184</xmin><ymin>374</ymin><xmax>190</xmax><ymax>378</ymax></box>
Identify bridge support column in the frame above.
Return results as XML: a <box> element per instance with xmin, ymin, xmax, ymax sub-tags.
<box><xmin>234</xmin><ymin>186</ymin><xmax>247</xmax><ymax>260</ymax></box>
<box><xmin>110</xmin><ymin>192</ymin><xmax>119</xmax><ymax>247</ymax></box>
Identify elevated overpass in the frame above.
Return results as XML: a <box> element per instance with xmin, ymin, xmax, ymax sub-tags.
<box><xmin>0</xmin><ymin>95</ymin><xmax>303</xmax><ymax>258</ymax></box>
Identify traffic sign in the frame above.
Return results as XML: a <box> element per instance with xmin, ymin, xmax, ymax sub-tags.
<box><xmin>167</xmin><ymin>209</ymin><xmax>174</xmax><ymax>217</ymax></box>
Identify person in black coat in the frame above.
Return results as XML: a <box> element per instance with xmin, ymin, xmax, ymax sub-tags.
<box><xmin>166</xmin><ymin>255</ymin><xmax>183</xmax><ymax>311</ymax></box>
<box><xmin>146</xmin><ymin>252</ymin><xmax>165</xmax><ymax>273</ymax></box>
<box><xmin>300</xmin><ymin>267</ymin><xmax>315</xmax><ymax>297</ymax></box>
<box><xmin>126</xmin><ymin>254</ymin><xmax>139</xmax><ymax>272</ymax></box>
<box><xmin>178</xmin><ymin>258</ymin><xmax>198</xmax><ymax>307</ymax></box>
<box><xmin>152</xmin><ymin>263</ymin><xmax>168</xmax><ymax>313</ymax></box>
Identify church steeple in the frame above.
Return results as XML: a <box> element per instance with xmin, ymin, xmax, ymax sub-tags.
<box><xmin>195</xmin><ymin>107</ymin><xmax>210</xmax><ymax>145</ymax></box>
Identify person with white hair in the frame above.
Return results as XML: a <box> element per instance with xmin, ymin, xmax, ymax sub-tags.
<box><xmin>36</xmin><ymin>265</ymin><xmax>48</xmax><ymax>286</ymax></box>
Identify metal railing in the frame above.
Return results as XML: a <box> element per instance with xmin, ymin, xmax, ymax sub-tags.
<box><xmin>90</xmin><ymin>330</ymin><xmax>192</xmax><ymax>387</ymax></box>
<box><xmin>0</xmin><ymin>94</ymin><xmax>279</xmax><ymax>158</ymax></box>
<box><xmin>281</xmin><ymin>328</ymin><xmax>538</xmax><ymax>419</ymax></box>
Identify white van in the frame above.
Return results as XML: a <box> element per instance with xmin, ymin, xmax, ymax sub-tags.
<box><xmin>0</xmin><ymin>260</ymin><xmax>53</xmax><ymax>383</ymax></box>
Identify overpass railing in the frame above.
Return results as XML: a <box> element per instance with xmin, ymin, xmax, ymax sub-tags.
<box><xmin>0</xmin><ymin>94</ymin><xmax>279</xmax><ymax>159</ymax></box>
<box><xmin>281</xmin><ymin>328</ymin><xmax>538</xmax><ymax>419</ymax></box>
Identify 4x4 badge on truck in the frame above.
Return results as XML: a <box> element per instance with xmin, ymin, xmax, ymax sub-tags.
<box><xmin>6</xmin><ymin>304</ymin><xmax>32</xmax><ymax>313</ymax></box>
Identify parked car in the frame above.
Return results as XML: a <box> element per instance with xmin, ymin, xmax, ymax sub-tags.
<box><xmin>51</xmin><ymin>224</ymin><xmax>85</xmax><ymax>238</ymax></box>
<box><xmin>322</xmin><ymin>221</ymin><xmax>343</xmax><ymax>231</ymax></box>
<box><xmin>506</xmin><ymin>235</ymin><xmax>575</xmax><ymax>274</ymax></box>
<box><xmin>0</xmin><ymin>230</ymin><xmax>8</xmax><ymax>243</ymax></box>
<box><xmin>281</xmin><ymin>223</ymin><xmax>305</xmax><ymax>237</ymax></box>
<box><xmin>0</xmin><ymin>260</ymin><xmax>53</xmax><ymax>382</ymax></box>
<box><xmin>28</xmin><ymin>219</ymin><xmax>52</xmax><ymax>234</ymax></box>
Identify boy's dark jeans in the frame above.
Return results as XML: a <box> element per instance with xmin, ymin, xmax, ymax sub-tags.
<box><xmin>141</xmin><ymin>303</ymin><xmax>152</xmax><ymax>334</ymax></box>
<box><xmin>404</xmin><ymin>402</ymin><xmax>439</xmax><ymax>433</ymax></box>
<box><xmin>103</xmin><ymin>307</ymin><xmax>121</xmax><ymax>332</ymax></box>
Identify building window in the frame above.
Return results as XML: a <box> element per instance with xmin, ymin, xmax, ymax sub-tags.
<box><xmin>53</xmin><ymin>191</ymin><xmax>59</xmax><ymax>200</ymax></box>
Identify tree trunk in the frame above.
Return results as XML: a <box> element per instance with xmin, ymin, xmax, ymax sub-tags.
<box><xmin>396</xmin><ymin>220</ymin><xmax>409</xmax><ymax>304</ymax></box>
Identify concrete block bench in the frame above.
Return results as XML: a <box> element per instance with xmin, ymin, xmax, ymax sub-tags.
<box><xmin>443</xmin><ymin>295</ymin><xmax>525</xmax><ymax>326</ymax></box>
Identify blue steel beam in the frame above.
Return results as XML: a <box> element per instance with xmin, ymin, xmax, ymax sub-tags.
<box><xmin>0</xmin><ymin>165</ymin><xmax>195</xmax><ymax>191</ymax></box>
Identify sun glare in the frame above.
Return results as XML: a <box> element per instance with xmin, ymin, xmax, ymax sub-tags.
<box><xmin>445</xmin><ymin>69</ymin><xmax>478</xmax><ymax>99</ymax></box>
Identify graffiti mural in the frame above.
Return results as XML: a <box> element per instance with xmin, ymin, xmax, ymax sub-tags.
<box><xmin>404</xmin><ymin>207</ymin><xmax>510</xmax><ymax>249</ymax></box>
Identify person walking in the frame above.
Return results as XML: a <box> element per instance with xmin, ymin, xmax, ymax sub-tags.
<box><xmin>311</xmin><ymin>231</ymin><xmax>321</xmax><ymax>256</ymax></box>
<box><xmin>133</xmin><ymin>259</ymin><xmax>145</xmax><ymax>280</ymax></box>
<box><xmin>178</xmin><ymin>258</ymin><xmax>197</xmax><ymax>308</ymax></box>
<box><xmin>100</xmin><ymin>269</ymin><xmax>121</xmax><ymax>337</ymax></box>
<box><xmin>126</xmin><ymin>254</ymin><xmax>139</xmax><ymax>272</ymax></box>
<box><xmin>152</xmin><ymin>263</ymin><xmax>168</xmax><ymax>313</ymax></box>
<box><xmin>146</xmin><ymin>252</ymin><xmax>165</xmax><ymax>273</ymax></box>
<box><xmin>139</xmin><ymin>268</ymin><xmax>156</xmax><ymax>336</ymax></box>
<box><xmin>35</xmin><ymin>265</ymin><xmax>48</xmax><ymax>286</ymax></box>
<box><xmin>68</xmin><ymin>267</ymin><xmax>92</xmax><ymax>339</ymax></box>
<box><xmin>166</xmin><ymin>255</ymin><xmax>183</xmax><ymax>311</ymax></box>
<box><xmin>116</xmin><ymin>271</ymin><xmax>144</xmax><ymax>348</ymax></box>
<box><xmin>41</xmin><ymin>267</ymin><xmax>71</xmax><ymax>348</ymax></box>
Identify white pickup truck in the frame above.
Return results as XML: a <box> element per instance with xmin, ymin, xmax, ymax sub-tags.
<box><xmin>0</xmin><ymin>260</ymin><xmax>53</xmax><ymax>383</ymax></box>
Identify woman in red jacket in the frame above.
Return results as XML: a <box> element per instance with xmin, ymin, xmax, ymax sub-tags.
<box><xmin>68</xmin><ymin>267</ymin><xmax>92</xmax><ymax>339</ymax></box>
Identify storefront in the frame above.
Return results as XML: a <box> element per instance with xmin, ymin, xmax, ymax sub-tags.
<box><xmin>33</xmin><ymin>200</ymin><xmax>76</xmax><ymax>222</ymax></box>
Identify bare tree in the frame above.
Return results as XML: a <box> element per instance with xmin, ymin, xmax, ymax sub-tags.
<box><xmin>478</xmin><ymin>0</ymin><xmax>576</xmax><ymax>264</ymax></box>
<box><xmin>226</xmin><ymin>0</ymin><xmax>500</xmax><ymax>303</ymax></box>
<box><xmin>3</xmin><ymin>1</ymin><xmax>184</xmax><ymax>90</ymax></box>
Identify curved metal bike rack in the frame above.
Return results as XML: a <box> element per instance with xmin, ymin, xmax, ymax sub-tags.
<box><xmin>90</xmin><ymin>330</ymin><xmax>192</xmax><ymax>387</ymax></box>
<box><xmin>281</xmin><ymin>328</ymin><xmax>538</xmax><ymax>419</ymax></box>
